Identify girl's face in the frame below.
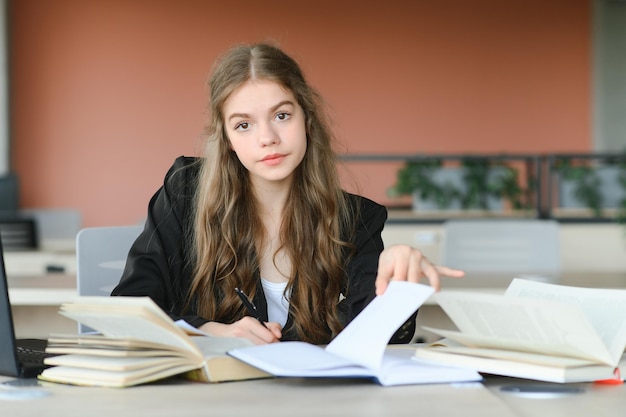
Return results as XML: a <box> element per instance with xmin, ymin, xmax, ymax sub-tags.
<box><xmin>223</xmin><ymin>79</ymin><xmax>307</xmax><ymax>190</ymax></box>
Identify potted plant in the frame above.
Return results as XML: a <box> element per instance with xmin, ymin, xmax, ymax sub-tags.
<box><xmin>388</xmin><ymin>157</ymin><xmax>528</xmax><ymax>212</ymax></box>
<box><xmin>387</xmin><ymin>158</ymin><xmax>461</xmax><ymax>210</ymax></box>
<box><xmin>459</xmin><ymin>157</ymin><xmax>527</xmax><ymax>211</ymax></box>
<box><xmin>554</xmin><ymin>153</ymin><xmax>626</xmax><ymax>218</ymax></box>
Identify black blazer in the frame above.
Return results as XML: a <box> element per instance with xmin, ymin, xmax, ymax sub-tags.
<box><xmin>111</xmin><ymin>156</ymin><xmax>415</xmax><ymax>343</ymax></box>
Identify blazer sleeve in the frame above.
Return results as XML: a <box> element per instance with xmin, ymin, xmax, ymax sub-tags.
<box><xmin>341</xmin><ymin>195</ymin><xmax>417</xmax><ymax>344</ymax></box>
<box><xmin>111</xmin><ymin>156</ymin><xmax>210</xmax><ymax>328</ymax></box>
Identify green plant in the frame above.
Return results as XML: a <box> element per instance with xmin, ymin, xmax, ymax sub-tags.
<box><xmin>459</xmin><ymin>158</ymin><xmax>529</xmax><ymax>210</ymax></box>
<box><xmin>555</xmin><ymin>159</ymin><xmax>605</xmax><ymax>217</ymax></box>
<box><xmin>490</xmin><ymin>166</ymin><xmax>530</xmax><ymax>210</ymax></box>
<box><xmin>387</xmin><ymin>159</ymin><xmax>461</xmax><ymax>209</ymax></box>
<box><xmin>388</xmin><ymin>157</ymin><xmax>528</xmax><ymax>211</ymax></box>
<box><xmin>459</xmin><ymin>158</ymin><xmax>491</xmax><ymax>210</ymax></box>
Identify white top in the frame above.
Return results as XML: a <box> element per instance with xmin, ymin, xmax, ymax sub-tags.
<box><xmin>261</xmin><ymin>279</ymin><xmax>290</xmax><ymax>327</ymax></box>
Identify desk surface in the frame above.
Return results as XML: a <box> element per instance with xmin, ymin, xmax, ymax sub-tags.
<box><xmin>4</xmin><ymin>274</ymin><xmax>626</xmax><ymax>415</ymax></box>
<box><xmin>0</xmin><ymin>375</ymin><xmax>623</xmax><ymax>417</ymax></box>
<box><xmin>8</xmin><ymin>274</ymin><xmax>76</xmax><ymax>306</ymax></box>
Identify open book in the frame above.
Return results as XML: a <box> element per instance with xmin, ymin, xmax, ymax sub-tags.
<box><xmin>38</xmin><ymin>297</ymin><xmax>270</xmax><ymax>387</ymax></box>
<box><xmin>228</xmin><ymin>282</ymin><xmax>482</xmax><ymax>386</ymax></box>
<box><xmin>414</xmin><ymin>278</ymin><xmax>626</xmax><ymax>383</ymax></box>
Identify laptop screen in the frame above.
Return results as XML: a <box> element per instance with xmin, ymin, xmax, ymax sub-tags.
<box><xmin>0</xmin><ymin>234</ymin><xmax>23</xmax><ymax>376</ymax></box>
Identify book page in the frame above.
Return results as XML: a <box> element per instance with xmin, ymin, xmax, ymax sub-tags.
<box><xmin>423</xmin><ymin>326</ymin><xmax>609</xmax><ymax>364</ymax></box>
<box><xmin>432</xmin><ymin>291</ymin><xmax>614</xmax><ymax>364</ymax></box>
<box><xmin>418</xmin><ymin>345</ymin><xmax>602</xmax><ymax>368</ymax></box>
<box><xmin>378</xmin><ymin>347</ymin><xmax>481</xmax><ymax>386</ymax></box>
<box><xmin>228</xmin><ymin>342</ymin><xmax>482</xmax><ymax>386</ymax></box>
<box><xmin>506</xmin><ymin>278</ymin><xmax>626</xmax><ymax>363</ymax></box>
<box><xmin>229</xmin><ymin>341</ymin><xmax>359</xmax><ymax>376</ymax></box>
<box><xmin>59</xmin><ymin>297</ymin><xmax>201</xmax><ymax>357</ymax></box>
<box><xmin>229</xmin><ymin>282</ymin><xmax>434</xmax><ymax>376</ymax></box>
<box><xmin>44</xmin><ymin>354</ymin><xmax>186</xmax><ymax>372</ymax></box>
<box><xmin>191</xmin><ymin>335</ymin><xmax>254</xmax><ymax>358</ymax></box>
<box><xmin>39</xmin><ymin>360</ymin><xmax>199</xmax><ymax>388</ymax></box>
<box><xmin>414</xmin><ymin>345</ymin><xmax>617</xmax><ymax>383</ymax></box>
<box><xmin>47</xmin><ymin>334</ymin><xmax>186</xmax><ymax>350</ymax></box>
<box><xmin>45</xmin><ymin>346</ymin><xmax>184</xmax><ymax>357</ymax></box>
<box><xmin>326</xmin><ymin>281</ymin><xmax>434</xmax><ymax>370</ymax></box>
<box><xmin>176</xmin><ymin>320</ymin><xmax>210</xmax><ymax>336</ymax></box>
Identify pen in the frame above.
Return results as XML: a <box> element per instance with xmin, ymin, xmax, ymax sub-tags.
<box><xmin>235</xmin><ymin>287</ymin><xmax>269</xmax><ymax>329</ymax></box>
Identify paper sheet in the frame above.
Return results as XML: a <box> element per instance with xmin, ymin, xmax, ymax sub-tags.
<box><xmin>326</xmin><ymin>281</ymin><xmax>434</xmax><ymax>370</ymax></box>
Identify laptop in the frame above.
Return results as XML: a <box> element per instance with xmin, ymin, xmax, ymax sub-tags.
<box><xmin>0</xmin><ymin>234</ymin><xmax>52</xmax><ymax>378</ymax></box>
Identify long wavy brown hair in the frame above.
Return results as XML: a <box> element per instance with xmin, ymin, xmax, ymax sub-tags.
<box><xmin>187</xmin><ymin>43</ymin><xmax>355</xmax><ymax>344</ymax></box>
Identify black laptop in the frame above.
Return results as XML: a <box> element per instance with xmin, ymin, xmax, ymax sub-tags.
<box><xmin>0</xmin><ymin>235</ymin><xmax>52</xmax><ymax>378</ymax></box>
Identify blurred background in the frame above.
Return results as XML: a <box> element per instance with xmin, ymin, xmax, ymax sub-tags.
<box><xmin>1</xmin><ymin>0</ymin><xmax>624</xmax><ymax>227</ymax></box>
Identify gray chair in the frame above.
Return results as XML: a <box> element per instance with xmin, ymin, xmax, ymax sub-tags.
<box><xmin>441</xmin><ymin>219</ymin><xmax>561</xmax><ymax>277</ymax></box>
<box><xmin>76</xmin><ymin>225</ymin><xmax>144</xmax><ymax>333</ymax></box>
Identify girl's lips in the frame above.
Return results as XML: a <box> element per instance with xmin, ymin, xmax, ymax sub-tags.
<box><xmin>261</xmin><ymin>154</ymin><xmax>286</xmax><ymax>166</ymax></box>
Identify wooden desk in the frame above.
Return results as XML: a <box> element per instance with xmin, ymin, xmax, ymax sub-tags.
<box><xmin>3</xmin><ymin>273</ymin><xmax>625</xmax><ymax>415</ymax></box>
<box><xmin>487</xmin><ymin>377</ymin><xmax>626</xmax><ymax>417</ymax></box>
<box><xmin>0</xmin><ymin>375</ymin><xmax>623</xmax><ymax>417</ymax></box>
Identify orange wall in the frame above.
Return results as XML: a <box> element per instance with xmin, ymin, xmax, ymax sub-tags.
<box><xmin>9</xmin><ymin>0</ymin><xmax>591</xmax><ymax>227</ymax></box>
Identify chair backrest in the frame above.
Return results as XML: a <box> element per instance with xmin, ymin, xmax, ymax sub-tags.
<box><xmin>76</xmin><ymin>225</ymin><xmax>143</xmax><ymax>333</ymax></box>
<box><xmin>441</xmin><ymin>219</ymin><xmax>561</xmax><ymax>276</ymax></box>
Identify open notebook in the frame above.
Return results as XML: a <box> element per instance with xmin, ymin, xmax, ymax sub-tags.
<box><xmin>228</xmin><ymin>282</ymin><xmax>482</xmax><ymax>386</ymax></box>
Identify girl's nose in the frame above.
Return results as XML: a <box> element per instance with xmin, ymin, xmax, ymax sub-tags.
<box><xmin>257</xmin><ymin>122</ymin><xmax>279</xmax><ymax>147</ymax></box>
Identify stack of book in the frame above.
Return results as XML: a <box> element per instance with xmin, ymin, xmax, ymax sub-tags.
<box><xmin>39</xmin><ymin>297</ymin><xmax>270</xmax><ymax>387</ymax></box>
<box><xmin>414</xmin><ymin>278</ymin><xmax>626</xmax><ymax>383</ymax></box>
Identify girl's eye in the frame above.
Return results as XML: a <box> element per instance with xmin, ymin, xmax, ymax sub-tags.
<box><xmin>234</xmin><ymin>122</ymin><xmax>249</xmax><ymax>131</ymax></box>
<box><xmin>275</xmin><ymin>112</ymin><xmax>290</xmax><ymax>121</ymax></box>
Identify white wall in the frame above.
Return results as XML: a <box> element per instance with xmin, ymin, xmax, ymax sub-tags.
<box><xmin>593</xmin><ymin>0</ymin><xmax>626</xmax><ymax>151</ymax></box>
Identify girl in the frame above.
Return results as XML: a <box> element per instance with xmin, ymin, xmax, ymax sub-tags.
<box><xmin>111</xmin><ymin>43</ymin><xmax>463</xmax><ymax>345</ymax></box>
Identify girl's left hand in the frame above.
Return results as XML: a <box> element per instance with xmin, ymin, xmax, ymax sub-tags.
<box><xmin>375</xmin><ymin>244</ymin><xmax>464</xmax><ymax>295</ymax></box>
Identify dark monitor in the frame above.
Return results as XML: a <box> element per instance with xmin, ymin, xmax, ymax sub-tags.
<box><xmin>0</xmin><ymin>173</ymin><xmax>19</xmax><ymax>212</ymax></box>
<box><xmin>0</xmin><ymin>174</ymin><xmax>38</xmax><ymax>250</ymax></box>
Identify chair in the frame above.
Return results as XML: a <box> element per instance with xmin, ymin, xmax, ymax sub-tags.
<box><xmin>441</xmin><ymin>219</ymin><xmax>561</xmax><ymax>276</ymax></box>
<box><xmin>76</xmin><ymin>225</ymin><xmax>144</xmax><ymax>333</ymax></box>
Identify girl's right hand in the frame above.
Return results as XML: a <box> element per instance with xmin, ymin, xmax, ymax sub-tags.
<box><xmin>199</xmin><ymin>317</ymin><xmax>282</xmax><ymax>345</ymax></box>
